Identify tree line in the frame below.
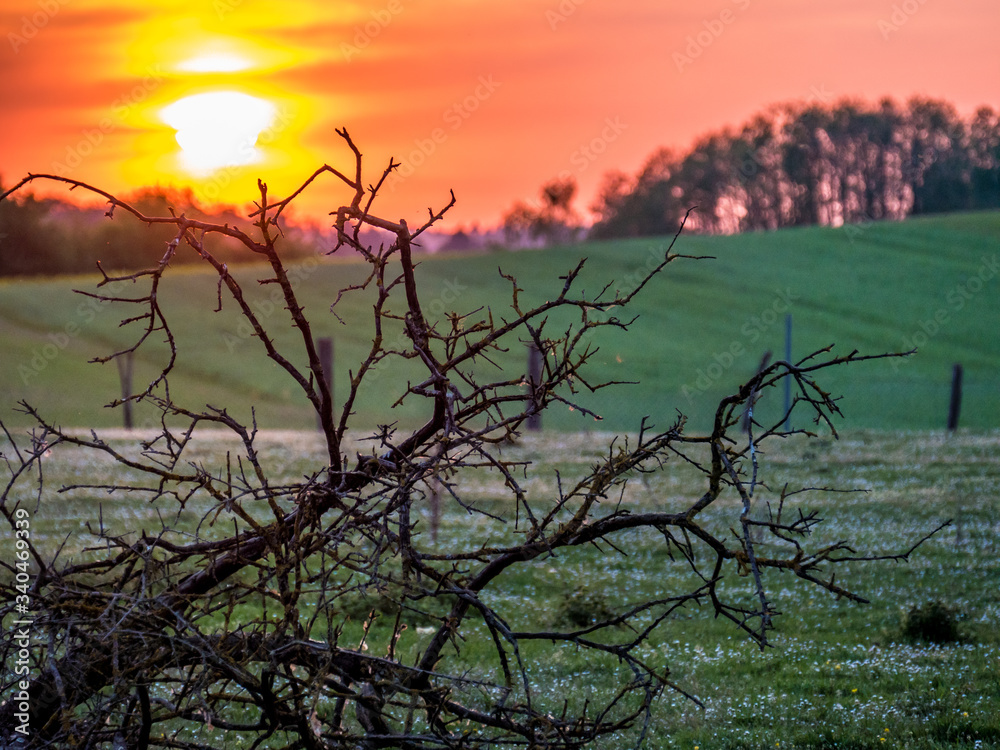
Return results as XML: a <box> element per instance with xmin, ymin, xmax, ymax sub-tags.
<box><xmin>587</xmin><ymin>97</ymin><xmax>1000</xmax><ymax>238</ymax></box>
<box><xmin>4</xmin><ymin>96</ymin><xmax>998</xmax><ymax>276</ymax></box>
<box><xmin>0</xmin><ymin>185</ymin><xmax>322</xmax><ymax>277</ymax></box>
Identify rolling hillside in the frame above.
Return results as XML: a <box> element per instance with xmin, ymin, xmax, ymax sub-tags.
<box><xmin>1</xmin><ymin>210</ymin><xmax>998</xmax><ymax>433</ymax></box>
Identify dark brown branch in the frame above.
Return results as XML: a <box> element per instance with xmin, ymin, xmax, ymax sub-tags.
<box><xmin>0</xmin><ymin>131</ymin><xmax>943</xmax><ymax>750</ymax></box>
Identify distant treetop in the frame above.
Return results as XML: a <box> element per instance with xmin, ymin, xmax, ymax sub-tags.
<box><xmin>589</xmin><ymin>97</ymin><xmax>1000</xmax><ymax>239</ymax></box>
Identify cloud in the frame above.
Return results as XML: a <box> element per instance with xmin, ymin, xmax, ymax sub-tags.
<box><xmin>1</xmin><ymin>7</ymin><xmax>144</xmax><ymax>112</ymax></box>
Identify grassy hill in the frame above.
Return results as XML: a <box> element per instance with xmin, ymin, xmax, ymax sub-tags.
<box><xmin>1</xmin><ymin>210</ymin><xmax>998</xmax><ymax>433</ymax></box>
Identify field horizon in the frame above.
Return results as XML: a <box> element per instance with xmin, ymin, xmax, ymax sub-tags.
<box><xmin>1</xmin><ymin>209</ymin><xmax>998</xmax><ymax>435</ymax></box>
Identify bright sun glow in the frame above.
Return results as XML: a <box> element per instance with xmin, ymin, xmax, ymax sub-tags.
<box><xmin>160</xmin><ymin>91</ymin><xmax>276</xmax><ymax>174</ymax></box>
<box><xmin>176</xmin><ymin>54</ymin><xmax>254</xmax><ymax>73</ymax></box>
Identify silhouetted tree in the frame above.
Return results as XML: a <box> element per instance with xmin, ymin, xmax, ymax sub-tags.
<box><xmin>502</xmin><ymin>176</ymin><xmax>581</xmax><ymax>246</ymax></box>
<box><xmin>0</xmin><ymin>190</ymin><xmax>71</xmax><ymax>276</ymax></box>
<box><xmin>590</xmin><ymin>149</ymin><xmax>688</xmax><ymax>239</ymax></box>
<box><xmin>591</xmin><ymin>97</ymin><xmax>1000</xmax><ymax>238</ymax></box>
<box><xmin>0</xmin><ymin>186</ymin><xmax>321</xmax><ymax>277</ymax></box>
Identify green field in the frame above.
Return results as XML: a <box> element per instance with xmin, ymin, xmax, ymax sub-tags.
<box><xmin>2</xmin><ymin>427</ymin><xmax>998</xmax><ymax>748</ymax></box>
<box><xmin>2</xmin><ymin>212</ymin><xmax>998</xmax><ymax>745</ymax></box>
<box><xmin>1</xmin><ymin>210</ymin><xmax>998</xmax><ymax>433</ymax></box>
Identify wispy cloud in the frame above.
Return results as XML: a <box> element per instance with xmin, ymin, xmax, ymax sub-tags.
<box><xmin>1</xmin><ymin>0</ymin><xmax>997</xmax><ymax>225</ymax></box>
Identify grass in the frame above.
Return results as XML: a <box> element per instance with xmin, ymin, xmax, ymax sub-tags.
<box><xmin>1</xmin><ymin>210</ymin><xmax>998</xmax><ymax>433</ymax></box>
<box><xmin>2</xmin><ymin>427</ymin><xmax>998</xmax><ymax>748</ymax></box>
<box><xmin>1</xmin><ymin>210</ymin><xmax>998</xmax><ymax>745</ymax></box>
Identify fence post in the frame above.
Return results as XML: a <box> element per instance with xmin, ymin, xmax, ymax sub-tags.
<box><xmin>947</xmin><ymin>363</ymin><xmax>963</xmax><ymax>431</ymax></box>
<box><xmin>742</xmin><ymin>350</ymin><xmax>772</xmax><ymax>433</ymax></box>
<box><xmin>526</xmin><ymin>341</ymin><xmax>542</xmax><ymax>431</ymax></box>
<box><xmin>783</xmin><ymin>313</ymin><xmax>792</xmax><ymax>431</ymax></box>
<box><xmin>116</xmin><ymin>352</ymin><xmax>134</xmax><ymax>430</ymax></box>
<box><xmin>317</xmin><ymin>337</ymin><xmax>334</xmax><ymax>432</ymax></box>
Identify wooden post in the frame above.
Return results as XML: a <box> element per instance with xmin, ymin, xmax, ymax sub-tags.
<box><xmin>317</xmin><ymin>337</ymin><xmax>334</xmax><ymax>432</ymax></box>
<box><xmin>947</xmin><ymin>363</ymin><xmax>963</xmax><ymax>431</ymax></box>
<box><xmin>526</xmin><ymin>341</ymin><xmax>542</xmax><ymax>431</ymax></box>
<box><xmin>116</xmin><ymin>352</ymin><xmax>134</xmax><ymax>430</ymax></box>
<box><xmin>783</xmin><ymin>314</ymin><xmax>792</xmax><ymax>431</ymax></box>
<box><xmin>427</xmin><ymin>444</ymin><xmax>445</xmax><ymax>544</ymax></box>
<box><xmin>428</xmin><ymin>477</ymin><xmax>441</xmax><ymax>544</ymax></box>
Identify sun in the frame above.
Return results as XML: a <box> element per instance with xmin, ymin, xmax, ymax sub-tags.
<box><xmin>176</xmin><ymin>53</ymin><xmax>254</xmax><ymax>73</ymax></box>
<box><xmin>160</xmin><ymin>91</ymin><xmax>277</xmax><ymax>174</ymax></box>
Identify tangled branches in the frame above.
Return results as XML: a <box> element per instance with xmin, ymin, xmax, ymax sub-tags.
<box><xmin>0</xmin><ymin>130</ymin><xmax>944</xmax><ymax>749</ymax></box>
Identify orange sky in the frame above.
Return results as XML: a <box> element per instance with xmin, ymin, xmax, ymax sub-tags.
<box><xmin>2</xmin><ymin>0</ymin><xmax>998</xmax><ymax>229</ymax></box>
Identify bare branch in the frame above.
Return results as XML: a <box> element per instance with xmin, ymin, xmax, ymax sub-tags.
<box><xmin>0</xmin><ymin>131</ymin><xmax>943</xmax><ymax>750</ymax></box>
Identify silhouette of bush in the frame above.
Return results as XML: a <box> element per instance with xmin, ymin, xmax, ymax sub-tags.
<box><xmin>556</xmin><ymin>586</ymin><xmax>617</xmax><ymax>628</ymax></box>
<box><xmin>901</xmin><ymin>600</ymin><xmax>960</xmax><ymax>643</ymax></box>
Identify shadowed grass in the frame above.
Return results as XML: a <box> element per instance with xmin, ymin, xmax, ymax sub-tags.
<box><xmin>2</xmin><ymin>427</ymin><xmax>997</xmax><ymax>748</ymax></box>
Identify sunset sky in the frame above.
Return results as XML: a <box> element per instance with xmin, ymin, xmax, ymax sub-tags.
<box><xmin>2</xmin><ymin>0</ymin><xmax>998</xmax><ymax>229</ymax></box>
